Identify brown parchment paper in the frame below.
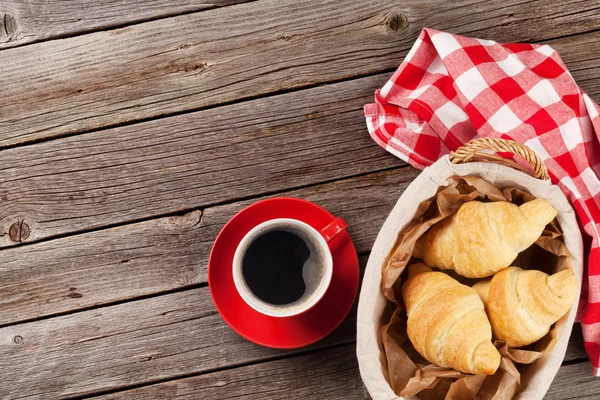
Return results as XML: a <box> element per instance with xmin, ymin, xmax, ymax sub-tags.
<box><xmin>380</xmin><ymin>176</ymin><xmax>573</xmax><ymax>400</ymax></box>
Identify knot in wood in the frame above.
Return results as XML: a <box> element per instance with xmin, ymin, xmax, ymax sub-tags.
<box><xmin>384</xmin><ymin>12</ymin><xmax>408</xmax><ymax>33</ymax></box>
<box><xmin>0</xmin><ymin>12</ymin><xmax>19</xmax><ymax>42</ymax></box>
<box><xmin>13</xmin><ymin>335</ymin><xmax>23</xmax><ymax>344</ymax></box>
<box><xmin>9</xmin><ymin>220</ymin><xmax>30</xmax><ymax>242</ymax></box>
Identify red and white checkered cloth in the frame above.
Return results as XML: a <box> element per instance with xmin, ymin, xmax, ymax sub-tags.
<box><xmin>365</xmin><ymin>28</ymin><xmax>600</xmax><ymax>374</ymax></box>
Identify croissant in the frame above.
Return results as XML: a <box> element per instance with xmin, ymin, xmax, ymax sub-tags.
<box><xmin>413</xmin><ymin>199</ymin><xmax>557</xmax><ymax>278</ymax></box>
<box><xmin>473</xmin><ymin>266</ymin><xmax>578</xmax><ymax>347</ymax></box>
<box><xmin>401</xmin><ymin>263</ymin><xmax>501</xmax><ymax>375</ymax></box>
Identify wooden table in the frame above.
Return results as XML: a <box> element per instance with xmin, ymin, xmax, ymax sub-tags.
<box><xmin>0</xmin><ymin>0</ymin><xmax>598</xmax><ymax>398</ymax></box>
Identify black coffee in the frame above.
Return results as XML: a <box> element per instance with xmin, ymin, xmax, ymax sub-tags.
<box><xmin>242</xmin><ymin>230</ymin><xmax>310</xmax><ymax>305</ymax></box>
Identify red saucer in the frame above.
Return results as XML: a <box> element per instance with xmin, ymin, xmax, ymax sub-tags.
<box><xmin>208</xmin><ymin>197</ymin><xmax>359</xmax><ymax>349</ymax></box>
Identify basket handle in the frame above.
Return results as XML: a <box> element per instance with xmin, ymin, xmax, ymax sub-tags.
<box><xmin>449</xmin><ymin>138</ymin><xmax>550</xmax><ymax>181</ymax></box>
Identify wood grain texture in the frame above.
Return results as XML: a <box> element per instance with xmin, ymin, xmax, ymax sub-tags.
<box><xmin>0</xmin><ymin>287</ymin><xmax>357</xmax><ymax>399</ymax></box>
<box><xmin>1</xmin><ymin>0</ymin><xmax>600</xmax><ymax>145</ymax></box>
<box><xmin>0</xmin><ymin>0</ymin><xmax>252</xmax><ymax>49</ymax></box>
<box><xmin>0</xmin><ymin>167</ymin><xmax>415</xmax><ymax>325</ymax></box>
<box><xmin>0</xmin><ymin>73</ymin><xmax>404</xmax><ymax>249</ymax></box>
<box><xmin>0</xmin><ymin>280</ymin><xmax>588</xmax><ymax>400</ymax></box>
<box><xmin>91</xmin><ymin>343</ymin><xmax>593</xmax><ymax>400</ymax></box>
<box><xmin>95</xmin><ymin>344</ymin><xmax>369</xmax><ymax>400</ymax></box>
<box><xmin>546</xmin><ymin>360</ymin><xmax>597</xmax><ymax>399</ymax></box>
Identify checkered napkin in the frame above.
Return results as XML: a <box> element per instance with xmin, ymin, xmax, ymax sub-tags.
<box><xmin>364</xmin><ymin>28</ymin><xmax>600</xmax><ymax>374</ymax></box>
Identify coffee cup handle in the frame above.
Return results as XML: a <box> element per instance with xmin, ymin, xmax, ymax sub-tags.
<box><xmin>320</xmin><ymin>217</ymin><xmax>348</xmax><ymax>243</ymax></box>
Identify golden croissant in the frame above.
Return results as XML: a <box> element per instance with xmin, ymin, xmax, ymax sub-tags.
<box><xmin>473</xmin><ymin>266</ymin><xmax>578</xmax><ymax>347</ymax></box>
<box><xmin>413</xmin><ymin>199</ymin><xmax>557</xmax><ymax>278</ymax></box>
<box><xmin>401</xmin><ymin>263</ymin><xmax>501</xmax><ymax>375</ymax></box>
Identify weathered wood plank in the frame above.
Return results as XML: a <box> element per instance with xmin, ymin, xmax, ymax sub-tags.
<box><xmin>0</xmin><ymin>73</ymin><xmax>403</xmax><ymax>249</ymax></box>
<box><xmin>546</xmin><ymin>360</ymin><xmax>597</xmax><ymax>399</ymax></box>
<box><xmin>1</xmin><ymin>0</ymin><xmax>600</xmax><ymax>145</ymax></box>
<box><xmin>0</xmin><ymin>287</ymin><xmax>357</xmax><ymax>399</ymax></box>
<box><xmin>95</xmin><ymin>344</ymin><xmax>369</xmax><ymax>400</ymax></box>
<box><xmin>0</xmin><ymin>0</ymin><xmax>252</xmax><ymax>49</ymax></box>
<box><xmin>0</xmin><ymin>167</ymin><xmax>415</xmax><ymax>325</ymax></box>
<box><xmin>91</xmin><ymin>341</ymin><xmax>594</xmax><ymax>400</ymax></box>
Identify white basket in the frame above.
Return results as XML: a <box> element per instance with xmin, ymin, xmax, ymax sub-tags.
<box><xmin>356</xmin><ymin>154</ymin><xmax>584</xmax><ymax>400</ymax></box>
